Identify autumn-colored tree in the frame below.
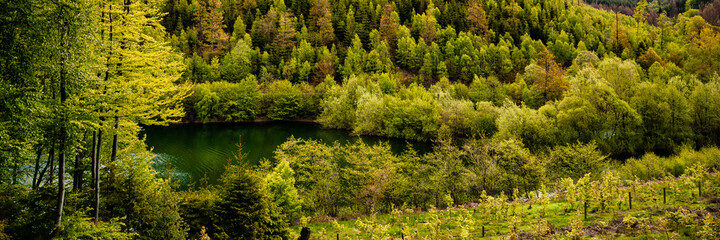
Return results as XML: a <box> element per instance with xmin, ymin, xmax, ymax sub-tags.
<box><xmin>612</xmin><ymin>19</ymin><xmax>631</xmax><ymax>54</ymax></box>
<box><xmin>195</xmin><ymin>0</ymin><xmax>229</xmax><ymax>59</ymax></box>
<box><xmin>231</xmin><ymin>0</ymin><xmax>257</xmax><ymax>34</ymax></box>
<box><xmin>379</xmin><ymin>4</ymin><xmax>399</xmax><ymax>49</ymax></box>
<box><xmin>685</xmin><ymin>28</ymin><xmax>720</xmax><ymax>81</ymax></box>
<box><xmin>467</xmin><ymin>0</ymin><xmax>489</xmax><ymax>38</ymax></box>
<box><xmin>637</xmin><ymin>48</ymin><xmax>663</xmax><ymax>69</ymax></box>
<box><xmin>533</xmin><ymin>50</ymin><xmax>568</xmax><ymax>101</ymax></box>
<box><xmin>700</xmin><ymin>0</ymin><xmax>720</xmax><ymax>26</ymax></box>
<box><xmin>274</xmin><ymin>12</ymin><xmax>297</xmax><ymax>59</ymax></box>
<box><xmin>309</xmin><ymin>0</ymin><xmax>334</xmax><ymax>46</ymax></box>
<box><xmin>313</xmin><ymin>47</ymin><xmax>336</xmax><ymax>82</ymax></box>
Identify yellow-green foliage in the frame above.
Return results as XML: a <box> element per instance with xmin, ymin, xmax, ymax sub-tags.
<box><xmin>292</xmin><ymin>170</ymin><xmax>720</xmax><ymax>239</ymax></box>
<box><xmin>193</xmin><ymin>79</ymin><xmax>259</xmax><ymax>121</ymax></box>
<box><xmin>621</xmin><ymin>146</ymin><xmax>720</xmax><ymax>180</ymax></box>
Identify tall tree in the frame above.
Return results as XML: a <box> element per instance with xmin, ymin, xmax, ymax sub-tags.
<box><xmin>634</xmin><ymin>0</ymin><xmax>648</xmax><ymax>33</ymax></box>
<box><xmin>98</xmin><ymin>0</ymin><xmax>191</xmax><ymax>222</ymax></box>
<box><xmin>467</xmin><ymin>0</ymin><xmax>489</xmax><ymax>39</ymax></box>
<box><xmin>378</xmin><ymin>4</ymin><xmax>399</xmax><ymax>49</ymax></box>
<box><xmin>196</xmin><ymin>0</ymin><xmax>230</xmax><ymax>59</ymax></box>
<box><xmin>274</xmin><ymin>12</ymin><xmax>297</xmax><ymax>59</ymax></box>
<box><xmin>308</xmin><ymin>0</ymin><xmax>334</xmax><ymax>46</ymax></box>
<box><xmin>534</xmin><ymin>49</ymin><xmax>568</xmax><ymax>101</ymax></box>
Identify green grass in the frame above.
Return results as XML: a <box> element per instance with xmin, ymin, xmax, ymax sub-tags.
<box><xmin>290</xmin><ymin>174</ymin><xmax>720</xmax><ymax>239</ymax></box>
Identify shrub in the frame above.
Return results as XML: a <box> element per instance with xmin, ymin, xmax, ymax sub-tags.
<box><xmin>263</xmin><ymin>80</ymin><xmax>306</xmax><ymax>120</ymax></box>
<box><xmin>214</xmin><ymin>167</ymin><xmax>289</xmax><ymax>239</ymax></box>
<box><xmin>547</xmin><ymin>142</ymin><xmax>607</xmax><ymax>180</ymax></box>
<box><xmin>193</xmin><ymin>78</ymin><xmax>260</xmax><ymax>121</ymax></box>
<box><xmin>495</xmin><ymin>101</ymin><xmax>557</xmax><ymax>152</ymax></box>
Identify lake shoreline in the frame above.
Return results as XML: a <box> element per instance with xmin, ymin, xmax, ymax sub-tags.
<box><xmin>166</xmin><ymin>119</ymin><xmax>438</xmax><ymax>143</ymax></box>
<box><xmin>144</xmin><ymin>121</ymin><xmax>435</xmax><ymax>187</ymax></box>
<box><xmin>168</xmin><ymin>118</ymin><xmax>318</xmax><ymax>125</ymax></box>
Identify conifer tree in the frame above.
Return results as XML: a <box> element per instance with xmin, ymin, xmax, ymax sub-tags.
<box><xmin>196</xmin><ymin>0</ymin><xmax>229</xmax><ymax>59</ymax></box>
<box><xmin>215</xmin><ymin>167</ymin><xmax>289</xmax><ymax>239</ymax></box>
<box><xmin>467</xmin><ymin>0</ymin><xmax>489</xmax><ymax>39</ymax></box>
<box><xmin>309</xmin><ymin>0</ymin><xmax>334</xmax><ymax>46</ymax></box>
<box><xmin>534</xmin><ymin>49</ymin><xmax>568</xmax><ymax>101</ymax></box>
<box><xmin>379</xmin><ymin>4</ymin><xmax>399</xmax><ymax>49</ymax></box>
<box><xmin>274</xmin><ymin>12</ymin><xmax>297</xmax><ymax>59</ymax></box>
<box><xmin>97</xmin><ymin>0</ymin><xmax>191</xmax><ymax>224</ymax></box>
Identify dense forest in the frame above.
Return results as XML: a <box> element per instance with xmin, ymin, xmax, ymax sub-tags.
<box><xmin>1</xmin><ymin>0</ymin><xmax>720</xmax><ymax>238</ymax></box>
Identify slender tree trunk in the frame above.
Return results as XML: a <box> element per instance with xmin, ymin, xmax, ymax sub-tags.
<box><xmin>55</xmin><ymin>136</ymin><xmax>66</xmax><ymax>231</ymax></box>
<box><xmin>48</xmin><ymin>148</ymin><xmax>55</xmax><ymax>186</ymax></box>
<box><xmin>55</xmin><ymin>19</ymin><xmax>70</xmax><ymax>234</ymax></box>
<box><xmin>111</xmin><ymin>116</ymin><xmax>118</xmax><ymax>162</ymax></box>
<box><xmin>94</xmin><ymin>0</ymin><xmax>112</xmax><ymax>223</ymax></box>
<box><xmin>11</xmin><ymin>162</ymin><xmax>18</xmax><ymax>185</ymax></box>
<box><xmin>73</xmin><ymin>154</ymin><xmax>83</xmax><ymax>192</ymax></box>
<box><xmin>94</xmin><ymin>128</ymin><xmax>102</xmax><ymax>223</ymax></box>
<box><xmin>38</xmin><ymin>144</ymin><xmax>55</xmax><ymax>189</ymax></box>
<box><xmin>91</xmin><ymin>130</ymin><xmax>97</xmax><ymax>189</ymax></box>
<box><xmin>32</xmin><ymin>148</ymin><xmax>43</xmax><ymax>190</ymax></box>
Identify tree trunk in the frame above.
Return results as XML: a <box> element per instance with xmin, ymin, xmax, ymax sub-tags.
<box><xmin>37</xmin><ymin>144</ymin><xmax>55</xmax><ymax>189</ymax></box>
<box><xmin>94</xmin><ymin>128</ymin><xmax>102</xmax><ymax>223</ymax></box>
<box><xmin>111</xmin><ymin>116</ymin><xmax>118</xmax><ymax>162</ymax></box>
<box><xmin>73</xmin><ymin>153</ymin><xmax>83</xmax><ymax>192</ymax></box>
<box><xmin>11</xmin><ymin>162</ymin><xmax>18</xmax><ymax>185</ymax></box>
<box><xmin>55</xmin><ymin>136</ymin><xmax>66</xmax><ymax>230</ymax></box>
<box><xmin>48</xmin><ymin>148</ymin><xmax>55</xmax><ymax>186</ymax></box>
<box><xmin>32</xmin><ymin>148</ymin><xmax>43</xmax><ymax>190</ymax></box>
<box><xmin>55</xmin><ymin>19</ymin><xmax>69</xmax><ymax>233</ymax></box>
<box><xmin>91</xmin><ymin>130</ymin><xmax>97</xmax><ymax>189</ymax></box>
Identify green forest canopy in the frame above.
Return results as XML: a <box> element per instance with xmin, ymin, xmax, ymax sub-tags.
<box><xmin>1</xmin><ymin>0</ymin><xmax>720</xmax><ymax>238</ymax></box>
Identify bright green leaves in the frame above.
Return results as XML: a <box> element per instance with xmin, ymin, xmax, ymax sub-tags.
<box><xmin>557</xmin><ymin>68</ymin><xmax>642</xmax><ymax>156</ymax></box>
<box><xmin>273</xmin><ymin>137</ymin><xmax>340</xmax><ymax>216</ymax></box>
<box><xmin>220</xmin><ymin>34</ymin><xmax>256</xmax><ymax>82</ymax></box>
<box><xmin>262</xmin><ymin>159</ymin><xmax>302</xmax><ymax>223</ymax></box>
<box><xmin>100</xmin><ymin>0</ymin><xmax>192</xmax><ymax>125</ymax></box>
<box><xmin>547</xmin><ymin>141</ymin><xmax>606</xmax><ymax>180</ymax></box>
<box><xmin>689</xmin><ymin>78</ymin><xmax>720</xmax><ymax>146</ymax></box>
<box><xmin>495</xmin><ymin>101</ymin><xmax>557</xmax><ymax>152</ymax></box>
<box><xmin>192</xmin><ymin>79</ymin><xmax>260</xmax><ymax>121</ymax></box>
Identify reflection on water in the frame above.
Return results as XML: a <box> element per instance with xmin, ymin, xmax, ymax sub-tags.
<box><xmin>143</xmin><ymin>121</ymin><xmax>432</xmax><ymax>187</ymax></box>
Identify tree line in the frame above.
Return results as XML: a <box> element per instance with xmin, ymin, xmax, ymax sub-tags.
<box><xmin>1</xmin><ymin>0</ymin><xmax>720</xmax><ymax>238</ymax></box>
<box><xmin>1</xmin><ymin>0</ymin><xmax>191</xmax><ymax>238</ymax></box>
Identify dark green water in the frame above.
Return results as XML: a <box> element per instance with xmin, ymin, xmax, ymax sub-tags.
<box><xmin>142</xmin><ymin>121</ymin><xmax>432</xmax><ymax>187</ymax></box>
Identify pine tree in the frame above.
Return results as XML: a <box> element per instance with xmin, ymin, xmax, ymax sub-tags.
<box><xmin>467</xmin><ymin>0</ymin><xmax>489</xmax><ymax>39</ymax></box>
<box><xmin>263</xmin><ymin>159</ymin><xmax>302</xmax><ymax>223</ymax></box>
<box><xmin>379</xmin><ymin>4</ymin><xmax>399</xmax><ymax>49</ymax></box>
<box><xmin>309</xmin><ymin>0</ymin><xmax>334</xmax><ymax>46</ymax></box>
<box><xmin>274</xmin><ymin>12</ymin><xmax>297</xmax><ymax>59</ymax></box>
<box><xmin>101</xmin><ymin>0</ymin><xmax>191</xmax><ymax>126</ymax></box>
<box><xmin>196</xmin><ymin>0</ymin><xmax>229</xmax><ymax>59</ymax></box>
<box><xmin>215</xmin><ymin>168</ymin><xmax>289</xmax><ymax>239</ymax></box>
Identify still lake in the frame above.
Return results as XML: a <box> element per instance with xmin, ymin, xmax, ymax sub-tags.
<box><xmin>143</xmin><ymin>121</ymin><xmax>432</xmax><ymax>187</ymax></box>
